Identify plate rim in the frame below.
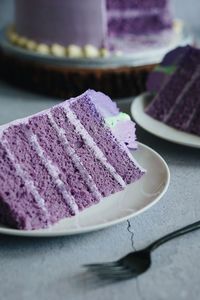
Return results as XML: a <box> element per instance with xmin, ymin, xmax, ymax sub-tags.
<box><xmin>131</xmin><ymin>93</ymin><xmax>200</xmax><ymax>149</ymax></box>
<box><xmin>0</xmin><ymin>142</ymin><xmax>170</xmax><ymax>237</ymax></box>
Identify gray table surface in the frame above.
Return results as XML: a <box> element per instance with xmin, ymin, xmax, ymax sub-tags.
<box><xmin>0</xmin><ymin>81</ymin><xmax>200</xmax><ymax>300</ymax></box>
<box><xmin>0</xmin><ymin>1</ymin><xmax>200</xmax><ymax>299</ymax></box>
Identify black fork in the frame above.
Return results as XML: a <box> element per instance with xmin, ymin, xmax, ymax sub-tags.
<box><xmin>84</xmin><ymin>220</ymin><xmax>200</xmax><ymax>283</ymax></box>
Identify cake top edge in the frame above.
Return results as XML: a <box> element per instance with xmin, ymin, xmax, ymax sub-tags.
<box><xmin>0</xmin><ymin>89</ymin><xmax>137</xmax><ymax>150</ymax></box>
<box><xmin>0</xmin><ymin>89</ymin><xmax>97</xmax><ymax>132</ymax></box>
<box><xmin>146</xmin><ymin>45</ymin><xmax>200</xmax><ymax>93</ymax></box>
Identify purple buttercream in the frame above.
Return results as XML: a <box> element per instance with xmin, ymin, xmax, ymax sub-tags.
<box><xmin>15</xmin><ymin>0</ymin><xmax>107</xmax><ymax>47</ymax></box>
<box><xmin>112</xmin><ymin>121</ymin><xmax>137</xmax><ymax>150</ymax></box>
<box><xmin>88</xmin><ymin>90</ymin><xmax>119</xmax><ymax>117</ymax></box>
<box><xmin>87</xmin><ymin>89</ymin><xmax>137</xmax><ymax>149</ymax></box>
<box><xmin>14</xmin><ymin>0</ymin><xmax>173</xmax><ymax>48</ymax></box>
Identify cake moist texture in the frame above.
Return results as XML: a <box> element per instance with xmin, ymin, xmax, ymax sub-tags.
<box><xmin>0</xmin><ymin>90</ymin><xmax>145</xmax><ymax>230</ymax></box>
<box><xmin>146</xmin><ymin>46</ymin><xmax>200</xmax><ymax>136</ymax></box>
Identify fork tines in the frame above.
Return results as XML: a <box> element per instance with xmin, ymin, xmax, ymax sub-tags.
<box><xmin>84</xmin><ymin>262</ymin><xmax>135</xmax><ymax>282</ymax></box>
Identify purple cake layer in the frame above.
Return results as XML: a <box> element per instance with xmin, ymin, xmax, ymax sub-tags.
<box><xmin>51</xmin><ymin>107</ymin><xmax>122</xmax><ymax>197</ymax></box>
<box><xmin>3</xmin><ymin>124</ymin><xmax>74</xmax><ymax>224</ymax></box>
<box><xmin>166</xmin><ymin>70</ymin><xmax>200</xmax><ymax>131</ymax></box>
<box><xmin>146</xmin><ymin>47</ymin><xmax>200</xmax><ymax>121</ymax></box>
<box><xmin>108</xmin><ymin>13</ymin><xmax>172</xmax><ymax>36</ymax></box>
<box><xmin>0</xmin><ymin>143</ymin><xmax>48</xmax><ymax>230</ymax></box>
<box><xmin>107</xmin><ymin>0</ymin><xmax>168</xmax><ymax>9</ymax></box>
<box><xmin>0</xmin><ymin>90</ymin><xmax>145</xmax><ymax>230</ymax></box>
<box><xmin>70</xmin><ymin>94</ymin><xmax>144</xmax><ymax>184</ymax></box>
<box><xmin>29</xmin><ymin>114</ymin><xmax>98</xmax><ymax>210</ymax></box>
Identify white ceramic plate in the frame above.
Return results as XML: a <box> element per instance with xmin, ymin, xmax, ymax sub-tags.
<box><xmin>131</xmin><ymin>93</ymin><xmax>200</xmax><ymax>149</ymax></box>
<box><xmin>0</xmin><ymin>143</ymin><xmax>170</xmax><ymax>237</ymax></box>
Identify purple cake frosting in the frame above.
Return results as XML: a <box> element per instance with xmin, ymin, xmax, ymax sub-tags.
<box><xmin>88</xmin><ymin>90</ymin><xmax>119</xmax><ymax>117</ymax></box>
<box><xmin>14</xmin><ymin>0</ymin><xmax>173</xmax><ymax>48</ymax></box>
<box><xmin>0</xmin><ymin>90</ymin><xmax>145</xmax><ymax>230</ymax></box>
<box><xmin>146</xmin><ymin>46</ymin><xmax>200</xmax><ymax>136</ymax></box>
<box><xmin>15</xmin><ymin>0</ymin><xmax>107</xmax><ymax>47</ymax></box>
<box><xmin>88</xmin><ymin>90</ymin><xmax>137</xmax><ymax>149</ymax></box>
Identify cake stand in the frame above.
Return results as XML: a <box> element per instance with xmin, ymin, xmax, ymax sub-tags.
<box><xmin>0</xmin><ymin>23</ymin><xmax>193</xmax><ymax>100</ymax></box>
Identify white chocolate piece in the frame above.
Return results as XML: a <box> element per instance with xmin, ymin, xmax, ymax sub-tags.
<box><xmin>83</xmin><ymin>44</ymin><xmax>99</xmax><ymax>58</ymax></box>
<box><xmin>67</xmin><ymin>45</ymin><xmax>83</xmax><ymax>58</ymax></box>
<box><xmin>36</xmin><ymin>44</ymin><xmax>50</xmax><ymax>55</ymax></box>
<box><xmin>51</xmin><ymin>44</ymin><xmax>66</xmax><ymax>57</ymax></box>
<box><xmin>16</xmin><ymin>36</ymin><xmax>28</xmax><ymax>47</ymax></box>
<box><xmin>8</xmin><ymin>31</ymin><xmax>18</xmax><ymax>44</ymax></box>
<box><xmin>100</xmin><ymin>48</ymin><xmax>110</xmax><ymax>58</ymax></box>
<box><xmin>25</xmin><ymin>40</ymin><xmax>37</xmax><ymax>51</ymax></box>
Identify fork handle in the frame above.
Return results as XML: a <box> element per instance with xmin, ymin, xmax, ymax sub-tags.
<box><xmin>148</xmin><ymin>220</ymin><xmax>200</xmax><ymax>251</ymax></box>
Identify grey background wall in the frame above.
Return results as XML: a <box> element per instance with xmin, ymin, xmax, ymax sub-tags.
<box><xmin>0</xmin><ymin>0</ymin><xmax>13</xmax><ymax>28</ymax></box>
<box><xmin>0</xmin><ymin>0</ymin><xmax>199</xmax><ymax>36</ymax></box>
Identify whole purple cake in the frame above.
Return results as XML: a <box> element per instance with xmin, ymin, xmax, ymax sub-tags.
<box><xmin>7</xmin><ymin>0</ymin><xmax>173</xmax><ymax>57</ymax></box>
<box><xmin>0</xmin><ymin>90</ymin><xmax>145</xmax><ymax>230</ymax></box>
<box><xmin>146</xmin><ymin>46</ymin><xmax>200</xmax><ymax>136</ymax></box>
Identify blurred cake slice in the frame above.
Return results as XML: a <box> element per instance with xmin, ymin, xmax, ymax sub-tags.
<box><xmin>146</xmin><ymin>46</ymin><xmax>200</xmax><ymax>136</ymax></box>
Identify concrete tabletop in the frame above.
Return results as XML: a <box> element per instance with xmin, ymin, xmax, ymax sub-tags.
<box><xmin>0</xmin><ymin>1</ymin><xmax>200</xmax><ymax>300</ymax></box>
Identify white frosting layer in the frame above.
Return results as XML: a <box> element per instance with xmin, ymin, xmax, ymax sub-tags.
<box><xmin>86</xmin><ymin>93</ymin><xmax>146</xmax><ymax>173</ymax></box>
<box><xmin>107</xmin><ymin>8</ymin><xmax>164</xmax><ymax>19</ymax></box>
<box><xmin>47</xmin><ymin>111</ymin><xmax>102</xmax><ymax>202</ymax></box>
<box><xmin>0</xmin><ymin>140</ymin><xmax>49</xmax><ymax>221</ymax></box>
<box><xmin>63</xmin><ymin>104</ymin><xmax>126</xmax><ymax>188</ymax></box>
<box><xmin>29</xmin><ymin>133</ymin><xmax>79</xmax><ymax>215</ymax></box>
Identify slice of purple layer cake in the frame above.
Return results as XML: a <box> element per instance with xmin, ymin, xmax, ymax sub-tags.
<box><xmin>146</xmin><ymin>46</ymin><xmax>200</xmax><ymax>136</ymax></box>
<box><xmin>0</xmin><ymin>90</ymin><xmax>145</xmax><ymax>230</ymax></box>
